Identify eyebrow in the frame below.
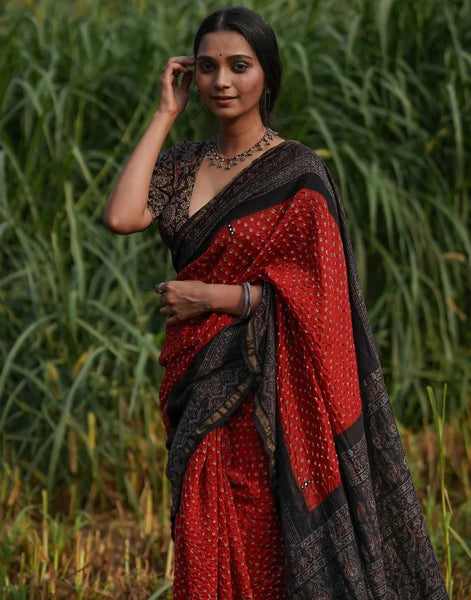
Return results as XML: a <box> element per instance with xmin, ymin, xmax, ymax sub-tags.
<box><xmin>196</xmin><ymin>54</ymin><xmax>253</xmax><ymax>61</ymax></box>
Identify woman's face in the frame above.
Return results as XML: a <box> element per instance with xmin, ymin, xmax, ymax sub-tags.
<box><xmin>194</xmin><ymin>30</ymin><xmax>265</xmax><ymax>123</ymax></box>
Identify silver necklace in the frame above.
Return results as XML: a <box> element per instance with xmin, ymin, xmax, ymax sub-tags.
<box><xmin>207</xmin><ymin>128</ymin><xmax>277</xmax><ymax>169</ymax></box>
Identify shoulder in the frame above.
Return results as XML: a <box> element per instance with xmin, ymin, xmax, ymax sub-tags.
<box><xmin>279</xmin><ymin>141</ymin><xmax>337</xmax><ymax>197</ymax></box>
<box><xmin>157</xmin><ymin>140</ymin><xmax>207</xmax><ymax>167</ymax></box>
<box><xmin>282</xmin><ymin>140</ymin><xmax>329</xmax><ymax>171</ymax></box>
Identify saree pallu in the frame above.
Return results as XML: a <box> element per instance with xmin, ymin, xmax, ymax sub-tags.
<box><xmin>157</xmin><ymin>142</ymin><xmax>448</xmax><ymax>599</ymax></box>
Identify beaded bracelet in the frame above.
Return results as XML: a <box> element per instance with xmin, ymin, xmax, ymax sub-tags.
<box><xmin>240</xmin><ymin>282</ymin><xmax>252</xmax><ymax>320</ymax></box>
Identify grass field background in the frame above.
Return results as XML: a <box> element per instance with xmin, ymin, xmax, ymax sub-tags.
<box><xmin>0</xmin><ymin>0</ymin><xmax>470</xmax><ymax>597</ymax></box>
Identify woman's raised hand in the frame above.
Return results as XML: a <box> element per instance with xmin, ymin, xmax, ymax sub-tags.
<box><xmin>158</xmin><ymin>56</ymin><xmax>195</xmax><ymax>118</ymax></box>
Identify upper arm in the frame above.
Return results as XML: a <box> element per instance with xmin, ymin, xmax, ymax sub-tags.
<box><xmin>103</xmin><ymin>195</ymin><xmax>154</xmax><ymax>233</ymax></box>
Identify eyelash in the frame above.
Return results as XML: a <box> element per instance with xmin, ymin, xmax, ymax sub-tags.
<box><xmin>233</xmin><ymin>63</ymin><xmax>249</xmax><ymax>72</ymax></box>
<box><xmin>198</xmin><ymin>63</ymin><xmax>249</xmax><ymax>74</ymax></box>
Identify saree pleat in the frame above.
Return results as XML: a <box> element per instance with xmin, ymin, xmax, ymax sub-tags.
<box><xmin>154</xmin><ymin>141</ymin><xmax>448</xmax><ymax>599</ymax></box>
<box><xmin>172</xmin><ymin>394</ymin><xmax>286</xmax><ymax>600</ymax></box>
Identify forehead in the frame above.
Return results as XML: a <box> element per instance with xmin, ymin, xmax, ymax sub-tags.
<box><xmin>196</xmin><ymin>30</ymin><xmax>256</xmax><ymax>58</ymax></box>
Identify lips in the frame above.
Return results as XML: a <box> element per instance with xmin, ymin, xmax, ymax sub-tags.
<box><xmin>212</xmin><ymin>96</ymin><xmax>237</xmax><ymax>102</ymax></box>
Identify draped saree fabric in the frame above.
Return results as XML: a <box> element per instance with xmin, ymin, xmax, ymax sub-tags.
<box><xmin>149</xmin><ymin>141</ymin><xmax>448</xmax><ymax>599</ymax></box>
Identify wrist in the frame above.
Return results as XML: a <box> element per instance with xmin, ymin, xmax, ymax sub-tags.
<box><xmin>207</xmin><ymin>283</ymin><xmax>257</xmax><ymax>317</ymax></box>
<box><xmin>152</xmin><ymin>108</ymin><xmax>178</xmax><ymax>127</ymax></box>
<box><xmin>205</xmin><ymin>283</ymin><xmax>239</xmax><ymax>315</ymax></box>
<box><xmin>206</xmin><ymin>283</ymin><xmax>222</xmax><ymax>313</ymax></box>
<box><xmin>239</xmin><ymin>283</ymin><xmax>252</xmax><ymax>319</ymax></box>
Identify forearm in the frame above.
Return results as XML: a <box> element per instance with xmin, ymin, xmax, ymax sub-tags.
<box><xmin>208</xmin><ymin>283</ymin><xmax>262</xmax><ymax>317</ymax></box>
<box><xmin>103</xmin><ymin>110</ymin><xmax>176</xmax><ymax>233</ymax></box>
<box><xmin>157</xmin><ymin>280</ymin><xmax>262</xmax><ymax>325</ymax></box>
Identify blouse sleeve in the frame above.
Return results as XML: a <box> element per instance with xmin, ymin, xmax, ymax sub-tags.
<box><xmin>146</xmin><ymin>145</ymin><xmax>178</xmax><ymax>221</ymax></box>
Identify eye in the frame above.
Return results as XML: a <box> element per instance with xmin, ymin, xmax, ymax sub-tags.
<box><xmin>198</xmin><ymin>62</ymin><xmax>214</xmax><ymax>74</ymax></box>
<box><xmin>232</xmin><ymin>62</ymin><xmax>249</xmax><ymax>73</ymax></box>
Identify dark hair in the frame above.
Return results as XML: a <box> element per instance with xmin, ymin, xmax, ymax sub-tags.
<box><xmin>193</xmin><ymin>7</ymin><xmax>282</xmax><ymax>127</ymax></box>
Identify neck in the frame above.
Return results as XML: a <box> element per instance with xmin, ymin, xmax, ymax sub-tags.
<box><xmin>217</xmin><ymin>115</ymin><xmax>266</xmax><ymax>156</ymax></box>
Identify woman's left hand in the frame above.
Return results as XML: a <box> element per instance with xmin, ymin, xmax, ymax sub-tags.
<box><xmin>155</xmin><ymin>280</ymin><xmax>211</xmax><ymax>325</ymax></box>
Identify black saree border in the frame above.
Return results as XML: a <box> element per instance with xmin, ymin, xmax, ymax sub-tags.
<box><xmin>277</xmin><ymin>414</ymin><xmax>365</xmax><ymax>540</ymax></box>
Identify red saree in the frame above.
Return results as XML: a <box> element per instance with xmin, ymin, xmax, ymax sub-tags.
<box><xmin>148</xmin><ymin>141</ymin><xmax>448</xmax><ymax>599</ymax></box>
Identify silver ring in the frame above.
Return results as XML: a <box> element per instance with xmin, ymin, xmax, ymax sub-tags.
<box><xmin>156</xmin><ymin>282</ymin><xmax>166</xmax><ymax>296</ymax></box>
<box><xmin>161</xmin><ymin>65</ymin><xmax>166</xmax><ymax>72</ymax></box>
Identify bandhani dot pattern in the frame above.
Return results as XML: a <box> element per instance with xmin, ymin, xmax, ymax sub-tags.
<box><xmin>172</xmin><ymin>394</ymin><xmax>286</xmax><ymax>599</ymax></box>
<box><xmin>160</xmin><ymin>188</ymin><xmax>361</xmax><ymax>597</ymax></box>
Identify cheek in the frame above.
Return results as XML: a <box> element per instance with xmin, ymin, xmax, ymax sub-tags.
<box><xmin>241</xmin><ymin>71</ymin><xmax>265</xmax><ymax>97</ymax></box>
<box><xmin>252</xmin><ymin>70</ymin><xmax>265</xmax><ymax>96</ymax></box>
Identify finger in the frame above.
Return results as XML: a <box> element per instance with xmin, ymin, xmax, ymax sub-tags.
<box><xmin>167</xmin><ymin>56</ymin><xmax>196</xmax><ymax>66</ymax></box>
<box><xmin>160</xmin><ymin>66</ymin><xmax>185</xmax><ymax>89</ymax></box>
<box><xmin>160</xmin><ymin>68</ymin><xmax>186</xmax><ymax>87</ymax></box>
<box><xmin>162</xmin><ymin>57</ymin><xmax>195</xmax><ymax>75</ymax></box>
<box><xmin>154</xmin><ymin>282</ymin><xmax>168</xmax><ymax>296</ymax></box>
<box><xmin>162</xmin><ymin>311</ymin><xmax>180</xmax><ymax>326</ymax></box>
<box><xmin>181</xmin><ymin>69</ymin><xmax>193</xmax><ymax>92</ymax></box>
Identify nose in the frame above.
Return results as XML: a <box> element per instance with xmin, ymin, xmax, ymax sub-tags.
<box><xmin>213</xmin><ymin>66</ymin><xmax>230</xmax><ymax>90</ymax></box>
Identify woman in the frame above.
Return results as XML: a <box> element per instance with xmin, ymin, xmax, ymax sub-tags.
<box><xmin>104</xmin><ymin>7</ymin><xmax>448</xmax><ymax>600</ymax></box>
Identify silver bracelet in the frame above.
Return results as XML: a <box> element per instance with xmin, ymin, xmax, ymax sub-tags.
<box><xmin>240</xmin><ymin>282</ymin><xmax>252</xmax><ymax>320</ymax></box>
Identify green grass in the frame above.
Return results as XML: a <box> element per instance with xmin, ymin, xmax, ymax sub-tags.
<box><xmin>0</xmin><ymin>0</ymin><xmax>470</xmax><ymax>597</ymax></box>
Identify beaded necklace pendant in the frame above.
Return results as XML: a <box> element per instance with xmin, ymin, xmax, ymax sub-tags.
<box><xmin>206</xmin><ymin>128</ymin><xmax>277</xmax><ymax>170</ymax></box>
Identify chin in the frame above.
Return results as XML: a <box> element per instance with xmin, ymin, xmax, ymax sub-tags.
<box><xmin>209</xmin><ymin>107</ymin><xmax>240</xmax><ymax>118</ymax></box>
<box><xmin>209</xmin><ymin>105</ymin><xmax>260</xmax><ymax>122</ymax></box>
